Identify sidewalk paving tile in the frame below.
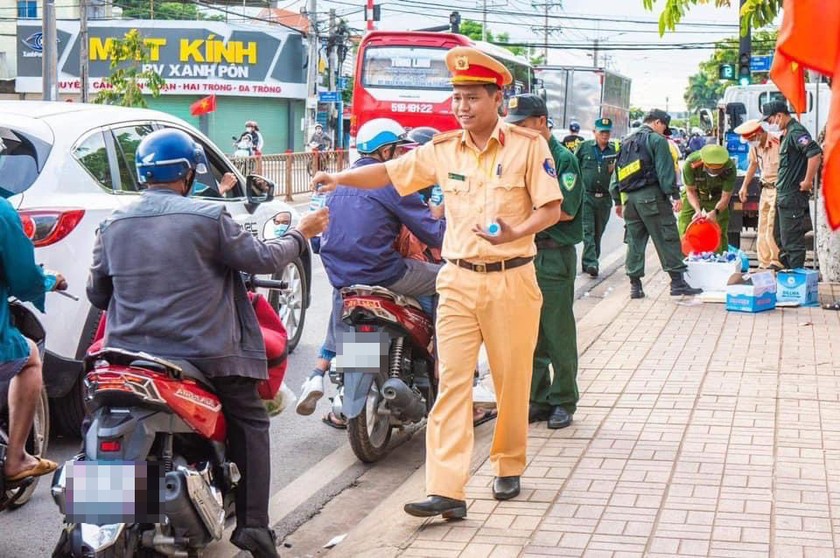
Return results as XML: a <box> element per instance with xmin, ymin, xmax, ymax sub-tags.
<box><xmin>397</xmin><ymin>272</ymin><xmax>840</xmax><ymax>557</ymax></box>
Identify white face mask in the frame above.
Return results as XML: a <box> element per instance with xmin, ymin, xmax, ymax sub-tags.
<box><xmin>748</xmin><ymin>140</ymin><xmax>760</xmax><ymax>148</ymax></box>
<box><xmin>766</xmin><ymin>123</ymin><xmax>781</xmax><ymax>134</ymax></box>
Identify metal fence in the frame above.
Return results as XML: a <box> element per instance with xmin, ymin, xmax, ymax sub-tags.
<box><xmin>230</xmin><ymin>150</ymin><xmax>349</xmax><ymax>201</ymax></box>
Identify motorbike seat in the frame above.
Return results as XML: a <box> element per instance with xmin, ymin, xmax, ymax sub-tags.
<box><xmin>341</xmin><ymin>285</ymin><xmax>424</xmax><ymax>312</ymax></box>
<box><xmin>164</xmin><ymin>359</ymin><xmax>216</xmax><ymax>393</ymax></box>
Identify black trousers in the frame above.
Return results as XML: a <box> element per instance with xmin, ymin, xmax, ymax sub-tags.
<box><xmin>211</xmin><ymin>376</ymin><xmax>271</xmax><ymax>529</ymax></box>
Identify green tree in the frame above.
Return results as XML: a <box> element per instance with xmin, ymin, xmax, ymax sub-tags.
<box><xmin>629</xmin><ymin>106</ymin><xmax>645</xmax><ymax>120</ymax></box>
<box><xmin>93</xmin><ymin>29</ymin><xmax>167</xmax><ymax>108</ymax></box>
<box><xmin>459</xmin><ymin>20</ymin><xmax>494</xmax><ymax>42</ymax></box>
<box><xmin>641</xmin><ymin>0</ymin><xmax>781</xmax><ymax>35</ymax></box>
<box><xmin>496</xmin><ymin>32</ymin><xmax>545</xmax><ymax>66</ymax></box>
<box><xmin>682</xmin><ymin>29</ymin><xmax>777</xmax><ymax>112</ymax></box>
<box><xmin>114</xmin><ymin>0</ymin><xmax>222</xmax><ymax>20</ymax></box>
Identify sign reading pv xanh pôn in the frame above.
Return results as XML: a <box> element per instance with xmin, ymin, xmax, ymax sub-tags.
<box><xmin>16</xmin><ymin>20</ymin><xmax>306</xmax><ymax>98</ymax></box>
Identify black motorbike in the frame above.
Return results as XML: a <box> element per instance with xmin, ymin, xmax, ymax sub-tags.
<box><xmin>0</xmin><ymin>299</ymin><xmax>51</xmax><ymax>511</ymax></box>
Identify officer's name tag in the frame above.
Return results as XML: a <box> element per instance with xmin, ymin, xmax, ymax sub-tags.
<box><xmin>448</xmin><ymin>172</ymin><xmax>466</xmax><ymax>181</ymax></box>
<box><xmin>617</xmin><ymin>160</ymin><xmax>641</xmax><ymax>182</ymax></box>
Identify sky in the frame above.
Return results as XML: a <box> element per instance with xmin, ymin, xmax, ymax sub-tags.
<box><xmin>229</xmin><ymin>0</ymin><xmax>761</xmax><ymax>113</ymax></box>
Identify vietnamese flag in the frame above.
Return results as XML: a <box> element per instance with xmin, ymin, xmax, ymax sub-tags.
<box><xmin>771</xmin><ymin>0</ymin><xmax>840</xmax><ymax>228</ymax></box>
<box><xmin>190</xmin><ymin>94</ymin><xmax>216</xmax><ymax>117</ymax></box>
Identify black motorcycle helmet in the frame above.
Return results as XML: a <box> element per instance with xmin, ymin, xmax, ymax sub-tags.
<box><xmin>407</xmin><ymin>126</ymin><xmax>439</xmax><ymax>146</ymax></box>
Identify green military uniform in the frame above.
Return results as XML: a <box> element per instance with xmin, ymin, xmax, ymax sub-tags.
<box><xmin>610</xmin><ymin>123</ymin><xmax>686</xmax><ymax>279</ymax></box>
<box><xmin>776</xmin><ymin>118</ymin><xmax>822</xmax><ymax>269</ymax></box>
<box><xmin>677</xmin><ymin>148</ymin><xmax>737</xmax><ymax>252</ymax></box>
<box><xmin>531</xmin><ymin>134</ymin><xmax>583</xmax><ymax>415</ymax></box>
<box><xmin>576</xmin><ymin>118</ymin><xmax>618</xmax><ymax>274</ymax></box>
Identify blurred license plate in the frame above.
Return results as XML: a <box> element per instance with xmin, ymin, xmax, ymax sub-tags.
<box><xmin>336</xmin><ymin>331</ymin><xmax>388</xmax><ymax>371</ymax></box>
<box><xmin>65</xmin><ymin>461</ymin><xmax>164</xmax><ymax>525</ymax></box>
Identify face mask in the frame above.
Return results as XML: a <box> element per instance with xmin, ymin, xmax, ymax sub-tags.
<box><xmin>766</xmin><ymin>123</ymin><xmax>781</xmax><ymax>134</ymax></box>
<box><xmin>274</xmin><ymin>224</ymin><xmax>289</xmax><ymax>238</ymax></box>
<box><xmin>705</xmin><ymin>168</ymin><xmax>723</xmax><ymax>178</ymax></box>
<box><xmin>748</xmin><ymin>140</ymin><xmax>760</xmax><ymax>148</ymax></box>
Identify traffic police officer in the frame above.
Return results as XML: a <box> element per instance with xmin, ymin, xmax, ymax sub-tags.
<box><xmin>577</xmin><ymin>118</ymin><xmax>618</xmax><ymax>277</ymax></box>
<box><xmin>506</xmin><ymin>94</ymin><xmax>583</xmax><ymax>430</ymax></box>
<box><xmin>611</xmin><ymin>109</ymin><xmax>702</xmax><ymax>299</ymax></box>
<box><xmin>762</xmin><ymin>100</ymin><xmax>823</xmax><ymax>269</ymax></box>
<box><xmin>311</xmin><ymin>47</ymin><xmax>564</xmax><ymax>519</ymax></box>
<box><xmin>677</xmin><ymin>144</ymin><xmax>737</xmax><ymax>252</ymax></box>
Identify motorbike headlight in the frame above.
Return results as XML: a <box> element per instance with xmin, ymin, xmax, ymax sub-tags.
<box><xmin>81</xmin><ymin>523</ymin><xmax>125</xmax><ymax>552</ymax></box>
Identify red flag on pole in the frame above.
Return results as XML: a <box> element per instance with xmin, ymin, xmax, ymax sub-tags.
<box><xmin>189</xmin><ymin>94</ymin><xmax>216</xmax><ymax>117</ymax></box>
<box><xmin>771</xmin><ymin>0</ymin><xmax>840</xmax><ymax>228</ymax></box>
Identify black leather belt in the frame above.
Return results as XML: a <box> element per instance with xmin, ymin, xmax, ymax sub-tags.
<box><xmin>535</xmin><ymin>237</ymin><xmax>564</xmax><ymax>250</ymax></box>
<box><xmin>449</xmin><ymin>256</ymin><xmax>533</xmax><ymax>273</ymax></box>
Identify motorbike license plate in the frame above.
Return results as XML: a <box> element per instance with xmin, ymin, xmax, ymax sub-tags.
<box><xmin>64</xmin><ymin>461</ymin><xmax>164</xmax><ymax>525</ymax></box>
<box><xmin>336</xmin><ymin>331</ymin><xmax>389</xmax><ymax>372</ymax></box>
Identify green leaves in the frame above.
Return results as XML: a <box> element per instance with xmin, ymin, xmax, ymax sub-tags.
<box><xmin>642</xmin><ymin>0</ymin><xmax>781</xmax><ymax>36</ymax></box>
<box><xmin>93</xmin><ymin>29</ymin><xmax>167</xmax><ymax>108</ymax></box>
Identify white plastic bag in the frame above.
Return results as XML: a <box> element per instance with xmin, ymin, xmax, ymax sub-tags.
<box><xmin>264</xmin><ymin>381</ymin><xmax>297</xmax><ymax>417</ymax></box>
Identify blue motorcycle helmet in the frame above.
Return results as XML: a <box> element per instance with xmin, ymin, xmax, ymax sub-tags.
<box><xmin>356</xmin><ymin>118</ymin><xmax>412</xmax><ymax>156</ymax></box>
<box><xmin>569</xmin><ymin>121</ymin><xmax>581</xmax><ymax>133</ymax></box>
<box><xmin>135</xmin><ymin>129</ymin><xmax>209</xmax><ymax>188</ymax></box>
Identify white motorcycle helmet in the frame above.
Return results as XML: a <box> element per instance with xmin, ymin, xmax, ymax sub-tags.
<box><xmin>356</xmin><ymin>118</ymin><xmax>412</xmax><ymax>155</ymax></box>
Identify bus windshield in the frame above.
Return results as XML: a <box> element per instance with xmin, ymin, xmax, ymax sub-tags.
<box><xmin>362</xmin><ymin>46</ymin><xmax>450</xmax><ymax>90</ymax></box>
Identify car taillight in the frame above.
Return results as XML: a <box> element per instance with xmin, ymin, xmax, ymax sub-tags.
<box><xmin>357</xmin><ymin>325</ymin><xmax>375</xmax><ymax>333</ymax></box>
<box><xmin>18</xmin><ymin>209</ymin><xmax>85</xmax><ymax>247</ymax></box>
<box><xmin>99</xmin><ymin>440</ymin><xmax>121</xmax><ymax>452</ymax></box>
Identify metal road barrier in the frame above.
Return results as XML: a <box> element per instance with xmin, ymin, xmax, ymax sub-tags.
<box><xmin>231</xmin><ymin>150</ymin><xmax>349</xmax><ymax>201</ymax></box>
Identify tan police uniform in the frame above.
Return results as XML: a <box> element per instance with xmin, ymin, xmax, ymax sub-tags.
<box><xmin>384</xmin><ymin>47</ymin><xmax>563</xmax><ymax>500</ymax></box>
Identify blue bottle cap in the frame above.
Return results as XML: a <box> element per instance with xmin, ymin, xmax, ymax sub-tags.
<box><xmin>486</xmin><ymin>221</ymin><xmax>501</xmax><ymax>236</ymax></box>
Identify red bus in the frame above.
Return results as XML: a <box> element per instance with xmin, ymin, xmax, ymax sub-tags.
<box><xmin>349</xmin><ymin>31</ymin><xmax>533</xmax><ymax>143</ymax></box>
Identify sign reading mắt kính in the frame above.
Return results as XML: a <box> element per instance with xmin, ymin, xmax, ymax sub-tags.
<box><xmin>16</xmin><ymin>20</ymin><xmax>306</xmax><ymax>98</ymax></box>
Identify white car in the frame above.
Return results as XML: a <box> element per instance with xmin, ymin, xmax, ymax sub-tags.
<box><xmin>1</xmin><ymin>102</ymin><xmax>312</xmax><ymax>435</ymax></box>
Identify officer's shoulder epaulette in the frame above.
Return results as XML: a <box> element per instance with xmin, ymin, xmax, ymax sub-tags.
<box><xmin>508</xmin><ymin>126</ymin><xmax>541</xmax><ymax>140</ymax></box>
<box><xmin>690</xmin><ymin>159</ymin><xmax>704</xmax><ymax>169</ymax></box>
<box><xmin>432</xmin><ymin>130</ymin><xmax>462</xmax><ymax>144</ymax></box>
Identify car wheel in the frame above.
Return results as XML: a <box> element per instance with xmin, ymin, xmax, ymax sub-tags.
<box><xmin>269</xmin><ymin>257</ymin><xmax>307</xmax><ymax>353</ymax></box>
<box><xmin>52</xmin><ymin>375</ymin><xmax>86</xmax><ymax>438</ymax></box>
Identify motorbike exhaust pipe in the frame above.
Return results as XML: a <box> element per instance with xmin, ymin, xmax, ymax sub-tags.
<box><xmin>381</xmin><ymin>378</ymin><xmax>426</xmax><ymax>423</ymax></box>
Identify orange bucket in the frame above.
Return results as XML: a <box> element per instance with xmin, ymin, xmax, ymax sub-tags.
<box><xmin>681</xmin><ymin>217</ymin><xmax>722</xmax><ymax>255</ymax></box>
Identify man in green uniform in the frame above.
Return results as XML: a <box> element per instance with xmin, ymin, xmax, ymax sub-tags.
<box><xmin>506</xmin><ymin>94</ymin><xmax>582</xmax><ymax>430</ymax></box>
<box><xmin>678</xmin><ymin>144</ymin><xmax>737</xmax><ymax>252</ymax></box>
<box><xmin>611</xmin><ymin>109</ymin><xmax>702</xmax><ymax>299</ymax></box>
<box><xmin>577</xmin><ymin>118</ymin><xmax>618</xmax><ymax>277</ymax></box>
<box><xmin>762</xmin><ymin>100</ymin><xmax>823</xmax><ymax>269</ymax></box>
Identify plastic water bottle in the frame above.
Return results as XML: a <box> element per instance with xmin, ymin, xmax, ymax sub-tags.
<box><xmin>310</xmin><ymin>191</ymin><xmax>327</xmax><ymax>213</ymax></box>
<box><xmin>430</xmin><ymin>185</ymin><xmax>444</xmax><ymax>206</ymax></box>
<box><xmin>486</xmin><ymin>221</ymin><xmax>501</xmax><ymax>237</ymax></box>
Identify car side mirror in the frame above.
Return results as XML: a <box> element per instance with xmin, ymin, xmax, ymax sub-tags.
<box><xmin>246</xmin><ymin>174</ymin><xmax>274</xmax><ymax>204</ymax></box>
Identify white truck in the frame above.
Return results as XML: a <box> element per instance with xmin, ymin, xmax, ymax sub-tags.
<box><xmin>535</xmin><ymin>66</ymin><xmax>632</xmax><ymax>139</ymax></box>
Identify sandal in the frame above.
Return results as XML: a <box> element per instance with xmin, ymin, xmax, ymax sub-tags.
<box><xmin>824</xmin><ymin>302</ymin><xmax>840</xmax><ymax>311</ymax></box>
<box><xmin>5</xmin><ymin>457</ymin><xmax>58</xmax><ymax>483</ymax></box>
<box><xmin>473</xmin><ymin>408</ymin><xmax>497</xmax><ymax>427</ymax></box>
<box><xmin>321</xmin><ymin>411</ymin><xmax>347</xmax><ymax>430</ymax></box>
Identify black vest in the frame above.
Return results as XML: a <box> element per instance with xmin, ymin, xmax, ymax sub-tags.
<box><xmin>616</xmin><ymin>128</ymin><xmax>658</xmax><ymax>193</ymax></box>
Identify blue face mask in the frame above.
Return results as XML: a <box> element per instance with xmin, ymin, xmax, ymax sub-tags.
<box><xmin>274</xmin><ymin>224</ymin><xmax>289</xmax><ymax>238</ymax></box>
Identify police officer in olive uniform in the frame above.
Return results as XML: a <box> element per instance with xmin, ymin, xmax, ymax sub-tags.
<box><xmin>577</xmin><ymin>118</ymin><xmax>618</xmax><ymax>277</ymax></box>
<box><xmin>762</xmin><ymin>100</ymin><xmax>823</xmax><ymax>269</ymax></box>
<box><xmin>677</xmin><ymin>144</ymin><xmax>737</xmax><ymax>252</ymax></box>
<box><xmin>506</xmin><ymin>94</ymin><xmax>583</xmax><ymax>430</ymax></box>
<box><xmin>611</xmin><ymin>109</ymin><xmax>702</xmax><ymax>299</ymax></box>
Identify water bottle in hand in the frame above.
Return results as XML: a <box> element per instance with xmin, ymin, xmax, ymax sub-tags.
<box><xmin>486</xmin><ymin>221</ymin><xmax>501</xmax><ymax>237</ymax></box>
<box><xmin>309</xmin><ymin>192</ymin><xmax>327</xmax><ymax>240</ymax></box>
<box><xmin>430</xmin><ymin>185</ymin><xmax>444</xmax><ymax>206</ymax></box>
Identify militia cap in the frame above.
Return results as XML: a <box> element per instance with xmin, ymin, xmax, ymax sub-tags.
<box><xmin>446</xmin><ymin>47</ymin><xmax>512</xmax><ymax>88</ymax></box>
<box><xmin>595</xmin><ymin>118</ymin><xmax>613</xmax><ymax>131</ymax></box>
<box><xmin>700</xmin><ymin>144</ymin><xmax>730</xmax><ymax>167</ymax></box>
<box><xmin>505</xmin><ymin>94</ymin><xmax>547</xmax><ymax>123</ymax></box>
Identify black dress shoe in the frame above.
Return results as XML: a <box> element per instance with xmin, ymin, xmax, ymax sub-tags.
<box><xmin>547</xmin><ymin>406</ymin><xmax>573</xmax><ymax>429</ymax></box>
<box><xmin>529</xmin><ymin>404</ymin><xmax>551</xmax><ymax>423</ymax></box>
<box><xmin>585</xmin><ymin>266</ymin><xmax>599</xmax><ymax>278</ymax></box>
<box><xmin>231</xmin><ymin>527</ymin><xmax>280</xmax><ymax>558</ymax></box>
<box><xmin>404</xmin><ymin>495</ymin><xmax>467</xmax><ymax>520</ymax></box>
<box><xmin>492</xmin><ymin>476</ymin><xmax>520</xmax><ymax>500</ymax></box>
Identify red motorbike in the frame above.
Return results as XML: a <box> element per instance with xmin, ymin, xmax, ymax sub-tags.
<box><xmin>330</xmin><ymin>285</ymin><xmax>437</xmax><ymax>463</ymax></box>
<box><xmin>51</xmin><ymin>276</ymin><xmax>289</xmax><ymax>558</ymax></box>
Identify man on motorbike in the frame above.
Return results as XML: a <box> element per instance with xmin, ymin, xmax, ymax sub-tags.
<box><xmin>0</xmin><ymin>185</ymin><xmax>66</xmax><ymax>485</ymax></box>
<box><xmin>295</xmin><ymin>119</ymin><xmax>445</xmax><ymax>422</ymax></box>
<box><xmin>309</xmin><ymin>123</ymin><xmax>331</xmax><ymax>150</ymax></box>
<box><xmin>86</xmin><ymin>129</ymin><xmax>328</xmax><ymax>557</ymax></box>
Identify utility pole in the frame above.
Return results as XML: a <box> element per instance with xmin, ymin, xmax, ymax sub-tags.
<box><xmin>80</xmin><ymin>0</ymin><xmax>89</xmax><ymax>102</ymax></box>
<box><xmin>366</xmin><ymin>0</ymin><xmax>374</xmax><ymax>31</ymax></box>
<box><xmin>42</xmin><ymin>0</ymin><xmax>58</xmax><ymax>101</ymax></box>
<box><xmin>543</xmin><ymin>1</ymin><xmax>548</xmax><ymax>61</ymax></box>
<box><xmin>482</xmin><ymin>0</ymin><xmax>487</xmax><ymax>41</ymax></box>
<box><xmin>592</xmin><ymin>38</ymin><xmax>599</xmax><ymax>67</ymax></box>
<box><xmin>306</xmin><ymin>0</ymin><xmax>319</xmax><ymax>145</ymax></box>
<box><xmin>328</xmin><ymin>8</ymin><xmax>337</xmax><ymax>147</ymax></box>
<box><xmin>531</xmin><ymin>1</ymin><xmax>558</xmax><ymax>64</ymax></box>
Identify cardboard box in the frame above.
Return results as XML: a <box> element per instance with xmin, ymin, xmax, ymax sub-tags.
<box><xmin>685</xmin><ymin>259</ymin><xmax>741</xmax><ymax>293</ymax></box>
<box><xmin>726</xmin><ymin>271</ymin><xmax>777</xmax><ymax>313</ymax></box>
<box><xmin>776</xmin><ymin>269</ymin><xmax>819</xmax><ymax>307</ymax></box>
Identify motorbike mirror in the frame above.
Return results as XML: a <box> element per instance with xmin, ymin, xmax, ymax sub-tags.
<box><xmin>263</xmin><ymin>210</ymin><xmax>292</xmax><ymax>240</ymax></box>
<box><xmin>246</xmin><ymin>175</ymin><xmax>274</xmax><ymax>205</ymax></box>
<box><xmin>698</xmin><ymin>108</ymin><xmax>714</xmax><ymax>132</ymax></box>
